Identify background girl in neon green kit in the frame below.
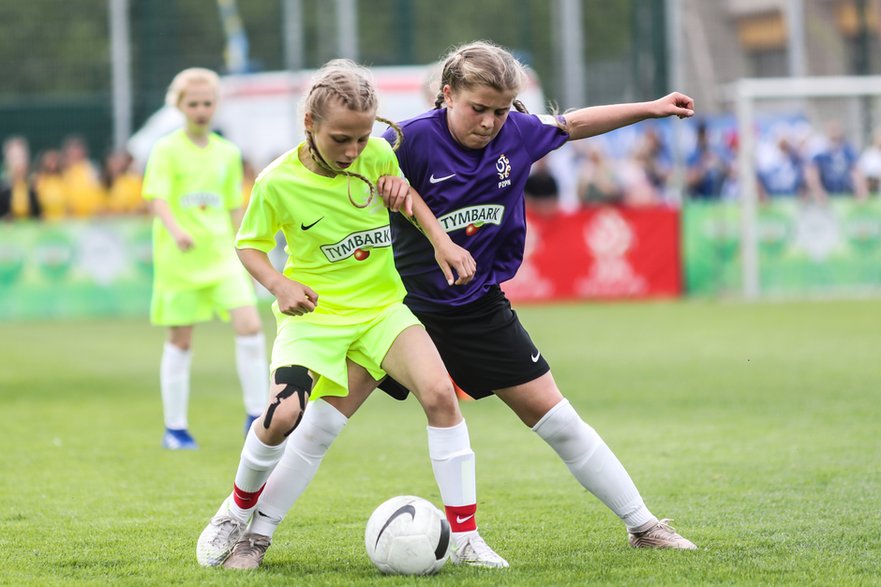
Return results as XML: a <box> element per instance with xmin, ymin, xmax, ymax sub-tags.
<box><xmin>197</xmin><ymin>59</ymin><xmax>508</xmax><ymax>571</ymax></box>
<box><xmin>142</xmin><ymin>68</ymin><xmax>268</xmax><ymax>450</ymax></box>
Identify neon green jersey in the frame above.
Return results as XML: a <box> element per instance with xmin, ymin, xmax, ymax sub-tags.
<box><xmin>237</xmin><ymin>138</ymin><xmax>406</xmax><ymax>324</ymax></box>
<box><xmin>142</xmin><ymin>129</ymin><xmax>243</xmax><ymax>290</ymax></box>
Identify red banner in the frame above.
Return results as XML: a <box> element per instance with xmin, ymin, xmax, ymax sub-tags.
<box><xmin>503</xmin><ymin>206</ymin><xmax>682</xmax><ymax>302</ymax></box>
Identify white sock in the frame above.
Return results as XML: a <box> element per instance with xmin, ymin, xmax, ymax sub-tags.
<box><xmin>228</xmin><ymin>423</ymin><xmax>286</xmax><ymax>522</ymax></box>
<box><xmin>533</xmin><ymin>399</ymin><xmax>655</xmax><ymax>531</ymax></box>
<box><xmin>235</xmin><ymin>333</ymin><xmax>268</xmax><ymax>417</ymax></box>
<box><xmin>249</xmin><ymin>400</ymin><xmax>347</xmax><ymax>538</ymax></box>
<box><xmin>452</xmin><ymin>529</ymin><xmax>479</xmax><ymax>544</ymax></box>
<box><xmin>160</xmin><ymin>342</ymin><xmax>191</xmax><ymax>430</ymax></box>
<box><xmin>427</xmin><ymin>419</ymin><xmax>476</xmax><ymax>507</ymax></box>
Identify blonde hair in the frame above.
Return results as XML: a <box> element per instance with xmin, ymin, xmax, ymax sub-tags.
<box><xmin>303</xmin><ymin>59</ymin><xmax>403</xmax><ymax>208</ymax></box>
<box><xmin>165</xmin><ymin>67</ymin><xmax>220</xmax><ymax>107</ymax></box>
<box><xmin>435</xmin><ymin>40</ymin><xmax>530</xmax><ymax>114</ymax></box>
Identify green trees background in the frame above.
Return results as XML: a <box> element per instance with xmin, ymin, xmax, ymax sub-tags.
<box><xmin>0</xmin><ymin>0</ymin><xmax>666</xmax><ymax>156</ymax></box>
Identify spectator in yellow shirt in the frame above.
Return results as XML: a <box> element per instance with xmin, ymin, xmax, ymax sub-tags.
<box><xmin>103</xmin><ymin>150</ymin><xmax>146</xmax><ymax>215</ymax></box>
<box><xmin>62</xmin><ymin>135</ymin><xmax>105</xmax><ymax>217</ymax></box>
<box><xmin>34</xmin><ymin>149</ymin><xmax>68</xmax><ymax>221</ymax></box>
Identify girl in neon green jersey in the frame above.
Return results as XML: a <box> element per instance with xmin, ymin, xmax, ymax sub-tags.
<box><xmin>197</xmin><ymin>59</ymin><xmax>507</xmax><ymax>570</ymax></box>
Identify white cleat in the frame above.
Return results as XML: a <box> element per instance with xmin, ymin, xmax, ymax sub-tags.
<box><xmin>451</xmin><ymin>532</ymin><xmax>509</xmax><ymax>568</ymax></box>
<box><xmin>196</xmin><ymin>498</ymin><xmax>249</xmax><ymax>567</ymax></box>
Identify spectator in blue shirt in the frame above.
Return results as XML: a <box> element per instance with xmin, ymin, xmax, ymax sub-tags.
<box><xmin>756</xmin><ymin>125</ymin><xmax>805</xmax><ymax>199</ymax></box>
<box><xmin>805</xmin><ymin>121</ymin><xmax>866</xmax><ymax>202</ymax></box>
<box><xmin>686</xmin><ymin>122</ymin><xmax>729</xmax><ymax>200</ymax></box>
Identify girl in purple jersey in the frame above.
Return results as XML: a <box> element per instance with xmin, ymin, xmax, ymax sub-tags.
<box><xmin>379</xmin><ymin>40</ymin><xmax>698</xmax><ymax>550</ymax></box>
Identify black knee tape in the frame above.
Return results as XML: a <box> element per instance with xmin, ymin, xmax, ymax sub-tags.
<box><xmin>274</xmin><ymin>365</ymin><xmax>312</xmax><ymax>390</ymax></box>
<box><xmin>264</xmin><ymin>366</ymin><xmax>312</xmax><ymax>436</ymax></box>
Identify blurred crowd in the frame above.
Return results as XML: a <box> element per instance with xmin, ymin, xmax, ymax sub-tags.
<box><xmin>526</xmin><ymin>119</ymin><xmax>881</xmax><ymax>214</ymax></box>
<box><xmin>0</xmin><ymin>135</ymin><xmax>145</xmax><ymax>221</ymax></box>
<box><xmin>4</xmin><ymin>119</ymin><xmax>880</xmax><ymax>223</ymax></box>
<box><xmin>0</xmin><ymin>134</ymin><xmax>257</xmax><ymax>222</ymax></box>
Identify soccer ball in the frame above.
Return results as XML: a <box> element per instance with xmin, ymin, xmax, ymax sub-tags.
<box><xmin>365</xmin><ymin>495</ymin><xmax>451</xmax><ymax>575</ymax></box>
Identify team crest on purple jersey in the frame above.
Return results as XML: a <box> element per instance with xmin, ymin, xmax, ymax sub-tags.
<box><xmin>496</xmin><ymin>154</ymin><xmax>512</xmax><ymax>188</ymax></box>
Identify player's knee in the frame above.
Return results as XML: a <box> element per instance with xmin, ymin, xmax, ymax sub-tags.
<box><xmin>167</xmin><ymin>338</ymin><xmax>191</xmax><ymax>351</ymax></box>
<box><xmin>231</xmin><ymin>305</ymin><xmax>262</xmax><ymax>332</ymax></box>
<box><xmin>261</xmin><ymin>366</ymin><xmax>312</xmax><ymax>437</ymax></box>
<box><xmin>416</xmin><ymin>378</ymin><xmax>459</xmax><ymax>419</ymax></box>
<box><xmin>235</xmin><ymin>316</ymin><xmax>262</xmax><ymax>337</ymax></box>
<box><xmin>236</xmin><ymin>325</ymin><xmax>261</xmax><ymax>337</ymax></box>
<box><xmin>261</xmin><ymin>386</ymin><xmax>303</xmax><ymax>434</ymax></box>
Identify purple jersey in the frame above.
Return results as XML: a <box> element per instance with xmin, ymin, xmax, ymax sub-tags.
<box><xmin>383</xmin><ymin>109</ymin><xmax>568</xmax><ymax>312</ymax></box>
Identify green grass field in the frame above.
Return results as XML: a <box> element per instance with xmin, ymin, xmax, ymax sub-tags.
<box><xmin>3</xmin><ymin>298</ymin><xmax>880</xmax><ymax>586</ymax></box>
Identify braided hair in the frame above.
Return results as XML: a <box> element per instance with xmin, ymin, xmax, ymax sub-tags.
<box><xmin>303</xmin><ymin>60</ymin><xmax>403</xmax><ymax>208</ymax></box>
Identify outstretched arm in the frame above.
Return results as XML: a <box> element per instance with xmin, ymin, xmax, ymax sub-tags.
<box><xmin>564</xmin><ymin>92</ymin><xmax>695</xmax><ymax>141</ymax></box>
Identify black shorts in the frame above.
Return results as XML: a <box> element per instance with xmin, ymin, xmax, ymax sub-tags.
<box><xmin>380</xmin><ymin>286</ymin><xmax>550</xmax><ymax>400</ymax></box>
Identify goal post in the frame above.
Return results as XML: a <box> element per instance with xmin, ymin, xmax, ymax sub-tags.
<box><xmin>735</xmin><ymin>75</ymin><xmax>881</xmax><ymax>299</ymax></box>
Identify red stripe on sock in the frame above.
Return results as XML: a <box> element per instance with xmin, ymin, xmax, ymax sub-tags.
<box><xmin>232</xmin><ymin>484</ymin><xmax>265</xmax><ymax>509</ymax></box>
<box><xmin>445</xmin><ymin>504</ymin><xmax>477</xmax><ymax>533</ymax></box>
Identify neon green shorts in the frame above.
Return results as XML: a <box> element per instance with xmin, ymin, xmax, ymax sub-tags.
<box><xmin>150</xmin><ymin>267</ymin><xmax>257</xmax><ymax>326</ymax></box>
<box><xmin>270</xmin><ymin>301</ymin><xmax>421</xmax><ymax>399</ymax></box>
